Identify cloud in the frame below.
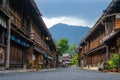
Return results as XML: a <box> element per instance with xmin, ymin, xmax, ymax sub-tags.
<box><xmin>42</xmin><ymin>16</ymin><xmax>92</xmax><ymax>28</ymax></box>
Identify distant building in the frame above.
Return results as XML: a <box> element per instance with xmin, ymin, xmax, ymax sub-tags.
<box><xmin>78</xmin><ymin>0</ymin><xmax>120</xmax><ymax>70</ymax></box>
<box><xmin>60</xmin><ymin>53</ymin><xmax>72</xmax><ymax>67</ymax></box>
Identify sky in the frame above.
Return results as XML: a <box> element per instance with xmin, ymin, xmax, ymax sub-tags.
<box><xmin>34</xmin><ymin>0</ymin><xmax>112</xmax><ymax>28</ymax></box>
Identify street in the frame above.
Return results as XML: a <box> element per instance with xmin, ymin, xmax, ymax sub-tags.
<box><xmin>0</xmin><ymin>66</ymin><xmax>120</xmax><ymax>80</ymax></box>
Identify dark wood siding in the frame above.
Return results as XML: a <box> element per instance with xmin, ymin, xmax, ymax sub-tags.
<box><xmin>10</xmin><ymin>42</ymin><xmax>23</xmax><ymax>68</ymax></box>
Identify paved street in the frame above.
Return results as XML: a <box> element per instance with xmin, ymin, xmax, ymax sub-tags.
<box><xmin>0</xmin><ymin>66</ymin><xmax>120</xmax><ymax>80</ymax></box>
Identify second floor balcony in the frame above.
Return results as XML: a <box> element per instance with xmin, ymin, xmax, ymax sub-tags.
<box><xmin>30</xmin><ymin>33</ymin><xmax>51</xmax><ymax>53</ymax></box>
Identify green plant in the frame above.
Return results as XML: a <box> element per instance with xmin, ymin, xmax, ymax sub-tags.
<box><xmin>34</xmin><ymin>64</ymin><xmax>39</xmax><ymax>70</ymax></box>
<box><xmin>29</xmin><ymin>60</ymin><xmax>34</xmax><ymax>68</ymax></box>
<box><xmin>103</xmin><ymin>65</ymin><xmax>111</xmax><ymax>70</ymax></box>
<box><xmin>108</xmin><ymin>60</ymin><xmax>117</xmax><ymax>68</ymax></box>
<box><xmin>29</xmin><ymin>60</ymin><xmax>34</xmax><ymax>65</ymax></box>
<box><xmin>38</xmin><ymin>64</ymin><xmax>42</xmax><ymax>69</ymax></box>
<box><xmin>71</xmin><ymin>54</ymin><xmax>78</xmax><ymax>65</ymax></box>
<box><xmin>41</xmin><ymin>65</ymin><xmax>45</xmax><ymax>69</ymax></box>
<box><xmin>56</xmin><ymin>38</ymin><xmax>69</xmax><ymax>56</ymax></box>
<box><xmin>109</xmin><ymin>53</ymin><xmax>120</xmax><ymax>70</ymax></box>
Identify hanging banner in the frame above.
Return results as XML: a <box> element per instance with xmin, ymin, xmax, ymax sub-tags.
<box><xmin>5</xmin><ymin>33</ymin><xmax>30</xmax><ymax>47</ymax></box>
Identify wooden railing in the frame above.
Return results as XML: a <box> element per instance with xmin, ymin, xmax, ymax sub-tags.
<box><xmin>81</xmin><ymin>46</ymin><xmax>86</xmax><ymax>55</ymax></box>
<box><xmin>86</xmin><ymin>42</ymin><xmax>90</xmax><ymax>52</ymax></box>
<box><xmin>80</xmin><ymin>33</ymin><xmax>105</xmax><ymax>55</ymax></box>
<box><xmin>99</xmin><ymin>33</ymin><xmax>104</xmax><ymax>40</ymax></box>
<box><xmin>11</xmin><ymin>15</ymin><xmax>21</xmax><ymax>29</ymax></box>
<box><xmin>99</xmin><ymin>33</ymin><xmax>105</xmax><ymax>44</ymax></box>
<box><xmin>8</xmin><ymin>7</ymin><xmax>30</xmax><ymax>36</ymax></box>
<box><xmin>30</xmin><ymin>33</ymin><xmax>50</xmax><ymax>51</ymax></box>
<box><xmin>7</xmin><ymin>8</ymin><xmax>21</xmax><ymax>29</ymax></box>
<box><xmin>90</xmin><ymin>38</ymin><xmax>99</xmax><ymax>50</ymax></box>
<box><xmin>20</xmin><ymin>24</ymin><xmax>30</xmax><ymax>36</ymax></box>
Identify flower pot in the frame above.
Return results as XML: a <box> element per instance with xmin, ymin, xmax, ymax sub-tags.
<box><xmin>103</xmin><ymin>70</ymin><xmax>110</xmax><ymax>72</ymax></box>
<box><xmin>112</xmin><ymin>68</ymin><xmax>117</xmax><ymax>72</ymax></box>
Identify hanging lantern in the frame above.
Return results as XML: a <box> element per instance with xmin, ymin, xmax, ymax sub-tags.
<box><xmin>46</xmin><ymin>36</ymin><xmax>50</xmax><ymax>40</ymax></box>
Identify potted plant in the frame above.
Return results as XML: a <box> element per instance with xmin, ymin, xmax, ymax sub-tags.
<box><xmin>112</xmin><ymin>67</ymin><xmax>117</xmax><ymax>72</ymax></box>
<box><xmin>108</xmin><ymin>53</ymin><xmax>120</xmax><ymax>72</ymax></box>
<box><xmin>108</xmin><ymin>60</ymin><xmax>117</xmax><ymax>72</ymax></box>
<box><xmin>35</xmin><ymin>64</ymin><xmax>40</xmax><ymax>71</ymax></box>
<box><xmin>103</xmin><ymin>63</ymin><xmax>111</xmax><ymax>72</ymax></box>
<box><xmin>38</xmin><ymin>64</ymin><xmax>42</xmax><ymax>70</ymax></box>
<box><xmin>41</xmin><ymin>65</ymin><xmax>45</xmax><ymax>69</ymax></box>
<box><xmin>29</xmin><ymin>60</ymin><xmax>34</xmax><ymax>69</ymax></box>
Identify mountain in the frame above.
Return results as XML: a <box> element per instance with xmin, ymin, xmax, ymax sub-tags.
<box><xmin>49</xmin><ymin>23</ymin><xmax>90</xmax><ymax>46</ymax></box>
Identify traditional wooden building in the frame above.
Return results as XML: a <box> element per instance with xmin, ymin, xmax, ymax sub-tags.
<box><xmin>0</xmin><ymin>0</ymin><xmax>57</xmax><ymax>70</ymax></box>
<box><xmin>78</xmin><ymin>0</ymin><xmax>120</xmax><ymax>70</ymax></box>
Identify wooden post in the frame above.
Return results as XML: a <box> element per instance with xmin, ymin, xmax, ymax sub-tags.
<box><xmin>6</xmin><ymin>18</ymin><xmax>11</xmax><ymax>69</ymax></box>
<box><xmin>27</xmin><ymin>45</ymin><xmax>34</xmax><ymax>69</ymax></box>
<box><xmin>78</xmin><ymin>52</ymin><xmax>81</xmax><ymax>67</ymax></box>
<box><xmin>81</xmin><ymin>57</ymin><xmax>84</xmax><ymax>69</ymax></box>
<box><xmin>106</xmin><ymin>45</ymin><xmax>109</xmax><ymax>61</ymax></box>
<box><xmin>104</xmin><ymin>18</ymin><xmax>108</xmax><ymax>35</ymax></box>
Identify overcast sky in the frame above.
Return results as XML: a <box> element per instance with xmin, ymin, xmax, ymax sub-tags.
<box><xmin>35</xmin><ymin>0</ymin><xmax>112</xmax><ymax>28</ymax></box>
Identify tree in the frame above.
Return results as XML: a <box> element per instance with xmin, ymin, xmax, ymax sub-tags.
<box><xmin>71</xmin><ymin>53</ymin><xmax>78</xmax><ymax>65</ymax></box>
<box><xmin>56</xmin><ymin>38</ymin><xmax>69</xmax><ymax>56</ymax></box>
<box><xmin>68</xmin><ymin>44</ymin><xmax>76</xmax><ymax>56</ymax></box>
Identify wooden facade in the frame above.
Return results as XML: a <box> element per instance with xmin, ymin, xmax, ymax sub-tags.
<box><xmin>78</xmin><ymin>0</ymin><xmax>120</xmax><ymax>70</ymax></box>
<box><xmin>0</xmin><ymin>0</ymin><xmax>57</xmax><ymax>70</ymax></box>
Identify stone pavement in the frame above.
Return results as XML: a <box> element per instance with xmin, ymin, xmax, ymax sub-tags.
<box><xmin>0</xmin><ymin>68</ymin><xmax>56</xmax><ymax>74</ymax></box>
<box><xmin>0</xmin><ymin>67</ymin><xmax>120</xmax><ymax>80</ymax></box>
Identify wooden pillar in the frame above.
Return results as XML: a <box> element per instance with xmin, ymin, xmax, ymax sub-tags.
<box><xmin>56</xmin><ymin>53</ymin><xmax>59</xmax><ymax>67</ymax></box>
<box><xmin>100</xmin><ymin>50</ymin><xmax>102</xmax><ymax>63</ymax></box>
<box><xmin>81</xmin><ymin>57</ymin><xmax>84</xmax><ymax>69</ymax></box>
<box><xmin>104</xmin><ymin>18</ymin><xmax>108</xmax><ymax>35</ymax></box>
<box><xmin>53</xmin><ymin>52</ymin><xmax>57</xmax><ymax>68</ymax></box>
<box><xmin>27</xmin><ymin>45</ymin><xmax>34</xmax><ymax>68</ymax></box>
<box><xmin>118</xmin><ymin>47</ymin><xmax>120</xmax><ymax>54</ymax></box>
<box><xmin>78</xmin><ymin>53</ymin><xmax>81</xmax><ymax>67</ymax></box>
<box><xmin>117</xmin><ymin>37</ymin><xmax>120</xmax><ymax>54</ymax></box>
<box><xmin>23</xmin><ymin>49</ymin><xmax>27</xmax><ymax>69</ymax></box>
<box><xmin>90</xmin><ymin>55</ymin><xmax>92</xmax><ymax>66</ymax></box>
<box><xmin>6</xmin><ymin>18</ymin><xmax>11</xmax><ymax>69</ymax></box>
<box><xmin>106</xmin><ymin>45</ymin><xmax>109</xmax><ymax>61</ymax></box>
<box><xmin>92</xmin><ymin>53</ymin><xmax>94</xmax><ymax>66</ymax></box>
